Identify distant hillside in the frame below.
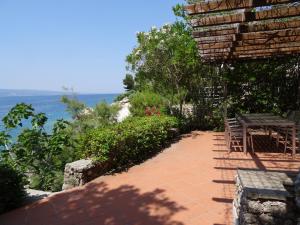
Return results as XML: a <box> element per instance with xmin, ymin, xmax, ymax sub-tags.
<box><xmin>0</xmin><ymin>89</ymin><xmax>65</xmax><ymax>97</ymax></box>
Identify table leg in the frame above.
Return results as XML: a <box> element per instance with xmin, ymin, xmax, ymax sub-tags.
<box><xmin>292</xmin><ymin>125</ymin><xmax>296</xmax><ymax>156</ymax></box>
<box><xmin>268</xmin><ymin>128</ymin><xmax>272</xmax><ymax>140</ymax></box>
<box><xmin>243</xmin><ymin>125</ymin><xmax>247</xmax><ymax>154</ymax></box>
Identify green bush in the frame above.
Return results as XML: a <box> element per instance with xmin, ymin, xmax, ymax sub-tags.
<box><xmin>0</xmin><ymin>103</ymin><xmax>77</xmax><ymax>192</ymax></box>
<box><xmin>0</xmin><ymin>162</ymin><xmax>27</xmax><ymax>214</ymax></box>
<box><xmin>82</xmin><ymin>116</ymin><xmax>179</xmax><ymax>170</ymax></box>
<box><xmin>129</xmin><ymin>91</ymin><xmax>167</xmax><ymax>116</ymax></box>
<box><xmin>114</xmin><ymin>91</ymin><xmax>134</xmax><ymax>102</ymax></box>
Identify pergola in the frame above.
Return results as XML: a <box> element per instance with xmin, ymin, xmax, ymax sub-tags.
<box><xmin>185</xmin><ymin>0</ymin><xmax>300</xmax><ymax>62</ymax></box>
<box><xmin>184</xmin><ymin>0</ymin><xmax>300</xmax><ymax>155</ymax></box>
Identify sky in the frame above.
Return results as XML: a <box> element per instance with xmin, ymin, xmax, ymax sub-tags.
<box><xmin>0</xmin><ymin>0</ymin><xmax>184</xmax><ymax>93</ymax></box>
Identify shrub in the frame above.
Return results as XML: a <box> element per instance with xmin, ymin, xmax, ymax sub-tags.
<box><xmin>114</xmin><ymin>91</ymin><xmax>134</xmax><ymax>102</ymax></box>
<box><xmin>82</xmin><ymin>116</ymin><xmax>179</xmax><ymax>170</ymax></box>
<box><xmin>0</xmin><ymin>162</ymin><xmax>27</xmax><ymax>214</ymax></box>
<box><xmin>129</xmin><ymin>91</ymin><xmax>167</xmax><ymax>117</ymax></box>
<box><xmin>0</xmin><ymin>103</ymin><xmax>76</xmax><ymax>192</ymax></box>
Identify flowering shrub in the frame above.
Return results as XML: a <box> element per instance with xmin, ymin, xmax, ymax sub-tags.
<box><xmin>145</xmin><ymin>106</ymin><xmax>161</xmax><ymax>116</ymax></box>
<box><xmin>130</xmin><ymin>91</ymin><xmax>167</xmax><ymax>117</ymax></box>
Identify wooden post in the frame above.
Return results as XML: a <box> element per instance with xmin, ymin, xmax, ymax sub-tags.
<box><xmin>297</xmin><ymin>55</ymin><xmax>300</xmax><ymax>109</ymax></box>
<box><xmin>224</xmin><ymin>69</ymin><xmax>228</xmax><ymax>120</ymax></box>
<box><xmin>292</xmin><ymin>125</ymin><xmax>296</xmax><ymax>156</ymax></box>
<box><xmin>243</xmin><ymin>124</ymin><xmax>248</xmax><ymax>154</ymax></box>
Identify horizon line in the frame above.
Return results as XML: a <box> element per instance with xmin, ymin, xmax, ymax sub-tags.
<box><xmin>0</xmin><ymin>88</ymin><xmax>123</xmax><ymax>95</ymax></box>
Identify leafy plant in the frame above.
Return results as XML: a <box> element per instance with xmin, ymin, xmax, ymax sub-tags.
<box><xmin>0</xmin><ymin>103</ymin><xmax>76</xmax><ymax>191</ymax></box>
<box><xmin>0</xmin><ymin>161</ymin><xmax>27</xmax><ymax>214</ymax></box>
<box><xmin>82</xmin><ymin>116</ymin><xmax>179</xmax><ymax>171</ymax></box>
<box><xmin>123</xmin><ymin>74</ymin><xmax>135</xmax><ymax>91</ymax></box>
<box><xmin>129</xmin><ymin>91</ymin><xmax>167</xmax><ymax>117</ymax></box>
<box><xmin>61</xmin><ymin>93</ymin><xmax>120</xmax><ymax>134</ymax></box>
<box><xmin>126</xmin><ymin>21</ymin><xmax>208</xmax><ymax>115</ymax></box>
<box><xmin>61</xmin><ymin>95</ymin><xmax>86</xmax><ymax>120</ymax></box>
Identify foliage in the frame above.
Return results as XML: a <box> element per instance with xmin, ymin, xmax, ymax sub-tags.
<box><xmin>0</xmin><ymin>161</ymin><xmax>27</xmax><ymax>214</ymax></box>
<box><xmin>0</xmin><ymin>103</ymin><xmax>76</xmax><ymax>191</ymax></box>
<box><xmin>126</xmin><ymin>21</ymin><xmax>208</xmax><ymax>114</ymax></box>
<box><xmin>123</xmin><ymin>74</ymin><xmax>135</xmax><ymax>91</ymax></box>
<box><xmin>61</xmin><ymin>94</ymin><xmax>86</xmax><ymax>120</ymax></box>
<box><xmin>61</xmin><ymin>94</ymin><xmax>120</xmax><ymax>134</ymax></box>
<box><xmin>129</xmin><ymin>91</ymin><xmax>167</xmax><ymax>117</ymax></box>
<box><xmin>114</xmin><ymin>91</ymin><xmax>134</xmax><ymax>102</ymax></box>
<box><xmin>125</xmin><ymin>2</ymin><xmax>300</xmax><ymax>130</ymax></box>
<box><xmin>82</xmin><ymin>116</ymin><xmax>179</xmax><ymax>170</ymax></box>
<box><xmin>93</xmin><ymin>102</ymin><xmax>120</xmax><ymax>125</ymax></box>
<box><xmin>225</xmin><ymin>57</ymin><xmax>300</xmax><ymax>117</ymax></box>
<box><xmin>125</xmin><ymin>17</ymin><xmax>224</xmax><ymax>129</ymax></box>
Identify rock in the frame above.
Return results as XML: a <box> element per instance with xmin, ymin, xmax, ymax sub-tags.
<box><xmin>295</xmin><ymin>170</ymin><xmax>300</xmax><ymax>209</ymax></box>
<box><xmin>62</xmin><ymin>159</ymin><xmax>104</xmax><ymax>190</ymax></box>
<box><xmin>242</xmin><ymin>213</ymin><xmax>258</xmax><ymax>224</ymax></box>
<box><xmin>258</xmin><ymin>213</ymin><xmax>275</xmax><ymax>225</ymax></box>
<box><xmin>262</xmin><ymin>201</ymin><xmax>287</xmax><ymax>216</ymax></box>
<box><xmin>247</xmin><ymin>200</ymin><xmax>263</xmax><ymax>214</ymax></box>
<box><xmin>24</xmin><ymin>189</ymin><xmax>53</xmax><ymax>205</ymax></box>
<box><xmin>296</xmin><ymin>198</ymin><xmax>300</xmax><ymax>209</ymax></box>
<box><xmin>78</xmin><ymin>107</ymin><xmax>94</xmax><ymax>117</ymax></box>
<box><xmin>169</xmin><ymin>128</ymin><xmax>180</xmax><ymax>138</ymax></box>
<box><xmin>116</xmin><ymin>97</ymin><xmax>131</xmax><ymax>122</ymax></box>
<box><xmin>284</xmin><ymin>219</ymin><xmax>294</xmax><ymax>225</ymax></box>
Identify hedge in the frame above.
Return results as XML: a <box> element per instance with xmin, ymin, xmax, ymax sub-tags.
<box><xmin>82</xmin><ymin>116</ymin><xmax>179</xmax><ymax>170</ymax></box>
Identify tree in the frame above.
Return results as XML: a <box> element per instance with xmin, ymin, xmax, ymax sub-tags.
<box><xmin>126</xmin><ymin>21</ymin><xmax>208</xmax><ymax>114</ymax></box>
<box><xmin>123</xmin><ymin>74</ymin><xmax>135</xmax><ymax>91</ymax></box>
<box><xmin>61</xmin><ymin>91</ymin><xmax>86</xmax><ymax>120</ymax></box>
<box><xmin>0</xmin><ymin>103</ymin><xmax>76</xmax><ymax>191</ymax></box>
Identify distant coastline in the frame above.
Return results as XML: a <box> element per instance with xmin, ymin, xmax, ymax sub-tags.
<box><xmin>0</xmin><ymin>89</ymin><xmax>120</xmax><ymax>98</ymax></box>
<box><xmin>0</xmin><ymin>89</ymin><xmax>67</xmax><ymax>97</ymax></box>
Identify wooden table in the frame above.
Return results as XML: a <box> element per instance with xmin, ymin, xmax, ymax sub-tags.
<box><xmin>237</xmin><ymin>113</ymin><xmax>296</xmax><ymax>155</ymax></box>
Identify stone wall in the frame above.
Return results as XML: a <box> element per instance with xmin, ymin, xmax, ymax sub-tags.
<box><xmin>62</xmin><ymin>159</ymin><xmax>104</xmax><ymax>190</ymax></box>
<box><xmin>62</xmin><ymin>128</ymin><xmax>180</xmax><ymax>191</ymax></box>
<box><xmin>295</xmin><ymin>172</ymin><xmax>300</xmax><ymax>210</ymax></box>
<box><xmin>234</xmin><ymin>169</ymin><xmax>298</xmax><ymax>225</ymax></box>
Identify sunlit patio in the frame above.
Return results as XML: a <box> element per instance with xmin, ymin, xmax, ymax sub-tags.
<box><xmin>1</xmin><ymin>131</ymin><xmax>299</xmax><ymax>225</ymax></box>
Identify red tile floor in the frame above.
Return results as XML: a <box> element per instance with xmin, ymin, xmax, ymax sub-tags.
<box><xmin>1</xmin><ymin>131</ymin><xmax>300</xmax><ymax>225</ymax></box>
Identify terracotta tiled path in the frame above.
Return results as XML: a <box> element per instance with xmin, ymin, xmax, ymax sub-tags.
<box><xmin>1</xmin><ymin>131</ymin><xmax>300</xmax><ymax>225</ymax></box>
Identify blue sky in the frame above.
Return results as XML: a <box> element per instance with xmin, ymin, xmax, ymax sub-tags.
<box><xmin>0</xmin><ymin>0</ymin><xmax>184</xmax><ymax>93</ymax></box>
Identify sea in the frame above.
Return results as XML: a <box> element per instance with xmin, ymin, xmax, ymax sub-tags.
<box><xmin>0</xmin><ymin>94</ymin><xmax>118</xmax><ymax>138</ymax></box>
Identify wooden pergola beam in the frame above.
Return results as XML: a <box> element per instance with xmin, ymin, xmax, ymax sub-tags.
<box><xmin>198</xmin><ymin>42</ymin><xmax>233</xmax><ymax>49</ymax></box>
<box><xmin>195</xmin><ymin>28</ymin><xmax>300</xmax><ymax>44</ymax></box>
<box><xmin>235</xmin><ymin>41</ymin><xmax>300</xmax><ymax>51</ymax></box>
<box><xmin>185</xmin><ymin>0</ymin><xmax>300</xmax><ymax>62</ymax></box>
<box><xmin>185</xmin><ymin>0</ymin><xmax>298</xmax><ymax>15</ymax></box>
<box><xmin>199</xmin><ymin>41</ymin><xmax>300</xmax><ymax>53</ymax></box>
<box><xmin>201</xmin><ymin>54</ymin><xmax>296</xmax><ymax>62</ymax></box>
<box><xmin>191</xmin><ymin>5</ymin><xmax>300</xmax><ymax>27</ymax></box>
<box><xmin>200</xmin><ymin>52</ymin><xmax>297</xmax><ymax>62</ymax></box>
<box><xmin>200</xmin><ymin>46</ymin><xmax>300</xmax><ymax>57</ymax></box>
<box><xmin>198</xmin><ymin>35</ymin><xmax>300</xmax><ymax>50</ymax></box>
<box><xmin>193</xmin><ymin>17</ymin><xmax>300</xmax><ymax>37</ymax></box>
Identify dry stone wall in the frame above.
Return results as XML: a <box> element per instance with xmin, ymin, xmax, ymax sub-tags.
<box><xmin>62</xmin><ymin>159</ymin><xmax>104</xmax><ymax>190</ymax></box>
<box><xmin>234</xmin><ymin>169</ymin><xmax>298</xmax><ymax>225</ymax></box>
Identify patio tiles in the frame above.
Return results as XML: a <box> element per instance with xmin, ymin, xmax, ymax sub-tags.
<box><xmin>1</xmin><ymin>131</ymin><xmax>300</xmax><ymax>225</ymax></box>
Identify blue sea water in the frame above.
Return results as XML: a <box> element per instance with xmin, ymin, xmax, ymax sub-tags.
<box><xmin>0</xmin><ymin>94</ymin><xmax>118</xmax><ymax>137</ymax></box>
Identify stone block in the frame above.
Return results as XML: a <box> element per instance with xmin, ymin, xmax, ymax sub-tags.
<box><xmin>235</xmin><ymin>169</ymin><xmax>297</xmax><ymax>225</ymax></box>
<box><xmin>62</xmin><ymin>159</ymin><xmax>104</xmax><ymax>190</ymax></box>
